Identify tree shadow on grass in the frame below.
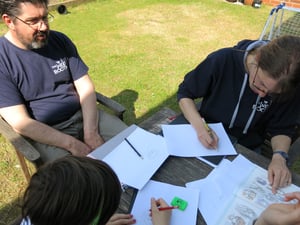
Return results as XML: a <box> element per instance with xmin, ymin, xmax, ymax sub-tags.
<box><xmin>110</xmin><ymin>89</ymin><xmax>139</xmax><ymax>125</ymax></box>
<box><xmin>111</xmin><ymin>89</ymin><xmax>180</xmax><ymax>126</ymax></box>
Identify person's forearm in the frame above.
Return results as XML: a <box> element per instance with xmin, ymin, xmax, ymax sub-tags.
<box><xmin>80</xmin><ymin>92</ymin><xmax>99</xmax><ymax>136</ymax></box>
<box><xmin>179</xmin><ymin>98</ymin><xmax>204</xmax><ymax>132</ymax></box>
<box><xmin>271</xmin><ymin>135</ymin><xmax>291</xmax><ymax>153</ymax></box>
<box><xmin>0</xmin><ymin>105</ymin><xmax>78</xmax><ymax>151</ymax></box>
<box><xmin>74</xmin><ymin>75</ymin><xmax>99</xmax><ymax>137</ymax></box>
<box><xmin>13</xmin><ymin>118</ymin><xmax>78</xmax><ymax>151</ymax></box>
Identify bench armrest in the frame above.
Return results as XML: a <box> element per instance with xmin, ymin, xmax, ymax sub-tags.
<box><xmin>96</xmin><ymin>92</ymin><xmax>126</xmax><ymax>120</ymax></box>
<box><xmin>0</xmin><ymin>116</ymin><xmax>41</xmax><ymax>166</ymax></box>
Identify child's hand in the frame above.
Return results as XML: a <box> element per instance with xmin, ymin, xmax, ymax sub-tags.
<box><xmin>150</xmin><ymin>198</ymin><xmax>171</xmax><ymax>225</ymax></box>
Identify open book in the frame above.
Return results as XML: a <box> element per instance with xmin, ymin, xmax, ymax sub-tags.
<box><xmin>186</xmin><ymin>155</ymin><xmax>300</xmax><ymax>225</ymax></box>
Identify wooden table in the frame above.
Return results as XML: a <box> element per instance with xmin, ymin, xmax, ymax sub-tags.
<box><xmin>91</xmin><ymin>124</ymin><xmax>300</xmax><ymax>225</ymax></box>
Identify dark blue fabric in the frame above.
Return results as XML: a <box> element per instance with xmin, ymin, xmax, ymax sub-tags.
<box><xmin>0</xmin><ymin>30</ymin><xmax>88</xmax><ymax>125</ymax></box>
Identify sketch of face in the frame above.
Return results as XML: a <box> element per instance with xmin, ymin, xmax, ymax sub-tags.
<box><xmin>228</xmin><ymin>215</ymin><xmax>246</xmax><ymax>225</ymax></box>
<box><xmin>242</xmin><ymin>189</ymin><xmax>256</xmax><ymax>200</ymax></box>
<box><xmin>255</xmin><ymin>177</ymin><xmax>267</xmax><ymax>186</ymax></box>
<box><xmin>235</xmin><ymin>204</ymin><xmax>257</xmax><ymax>219</ymax></box>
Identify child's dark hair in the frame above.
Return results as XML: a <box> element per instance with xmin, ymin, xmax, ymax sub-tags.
<box><xmin>21</xmin><ymin>155</ymin><xmax>121</xmax><ymax>225</ymax></box>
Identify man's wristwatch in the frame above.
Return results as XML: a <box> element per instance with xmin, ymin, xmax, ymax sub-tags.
<box><xmin>273</xmin><ymin>150</ymin><xmax>290</xmax><ymax>166</ymax></box>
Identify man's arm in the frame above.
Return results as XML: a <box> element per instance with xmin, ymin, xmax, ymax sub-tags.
<box><xmin>268</xmin><ymin>134</ymin><xmax>292</xmax><ymax>193</ymax></box>
<box><xmin>0</xmin><ymin>104</ymin><xmax>91</xmax><ymax>156</ymax></box>
<box><xmin>179</xmin><ymin>98</ymin><xmax>218</xmax><ymax>149</ymax></box>
<box><xmin>74</xmin><ymin>75</ymin><xmax>104</xmax><ymax>149</ymax></box>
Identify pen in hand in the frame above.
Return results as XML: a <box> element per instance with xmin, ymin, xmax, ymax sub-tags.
<box><xmin>202</xmin><ymin>118</ymin><xmax>218</xmax><ymax>150</ymax></box>
<box><xmin>158</xmin><ymin>206</ymin><xmax>178</xmax><ymax>211</ymax></box>
<box><xmin>150</xmin><ymin>206</ymin><xmax>178</xmax><ymax>211</ymax></box>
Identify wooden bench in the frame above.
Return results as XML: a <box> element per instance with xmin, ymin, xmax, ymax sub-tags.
<box><xmin>139</xmin><ymin>107</ymin><xmax>177</xmax><ymax>134</ymax></box>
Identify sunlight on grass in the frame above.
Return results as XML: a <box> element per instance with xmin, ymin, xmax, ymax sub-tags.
<box><xmin>48</xmin><ymin>0</ymin><xmax>271</xmax><ymax>121</ymax></box>
<box><xmin>0</xmin><ymin>136</ymin><xmax>29</xmax><ymax>225</ymax></box>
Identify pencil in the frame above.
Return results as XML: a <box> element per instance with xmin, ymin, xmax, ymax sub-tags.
<box><xmin>149</xmin><ymin>206</ymin><xmax>179</xmax><ymax>211</ymax></box>
<box><xmin>124</xmin><ymin>138</ymin><xmax>144</xmax><ymax>159</ymax></box>
<box><xmin>202</xmin><ymin>118</ymin><xmax>218</xmax><ymax>150</ymax></box>
<box><xmin>158</xmin><ymin>206</ymin><xmax>178</xmax><ymax>211</ymax></box>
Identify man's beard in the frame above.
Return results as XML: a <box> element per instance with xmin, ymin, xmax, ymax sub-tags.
<box><xmin>30</xmin><ymin>31</ymin><xmax>49</xmax><ymax>49</ymax></box>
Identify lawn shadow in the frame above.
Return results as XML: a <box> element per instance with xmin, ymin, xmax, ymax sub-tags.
<box><xmin>111</xmin><ymin>89</ymin><xmax>180</xmax><ymax>125</ymax></box>
<box><xmin>110</xmin><ymin>89</ymin><xmax>139</xmax><ymax>124</ymax></box>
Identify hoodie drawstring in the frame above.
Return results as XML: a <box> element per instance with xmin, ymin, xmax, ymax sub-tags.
<box><xmin>229</xmin><ymin>73</ymin><xmax>260</xmax><ymax>134</ymax></box>
<box><xmin>229</xmin><ymin>73</ymin><xmax>248</xmax><ymax>129</ymax></box>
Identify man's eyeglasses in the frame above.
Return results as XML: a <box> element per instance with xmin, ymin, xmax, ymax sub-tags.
<box><xmin>13</xmin><ymin>13</ymin><xmax>54</xmax><ymax>29</ymax></box>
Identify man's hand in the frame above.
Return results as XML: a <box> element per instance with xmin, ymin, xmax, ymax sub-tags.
<box><xmin>268</xmin><ymin>154</ymin><xmax>291</xmax><ymax>193</ymax></box>
<box><xmin>68</xmin><ymin>137</ymin><xmax>93</xmax><ymax>156</ymax></box>
<box><xmin>84</xmin><ymin>132</ymin><xmax>105</xmax><ymax>150</ymax></box>
<box><xmin>105</xmin><ymin>213</ymin><xmax>136</xmax><ymax>225</ymax></box>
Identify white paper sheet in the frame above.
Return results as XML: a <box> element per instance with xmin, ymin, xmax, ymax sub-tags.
<box><xmin>131</xmin><ymin>180</ymin><xmax>199</xmax><ymax>225</ymax></box>
<box><xmin>162</xmin><ymin>123</ymin><xmax>237</xmax><ymax>157</ymax></box>
<box><xmin>186</xmin><ymin>159</ymin><xmax>235</xmax><ymax>225</ymax></box>
<box><xmin>102</xmin><ymin>127</ymin><xmax>169</xmax><ymax>190</ymax></box>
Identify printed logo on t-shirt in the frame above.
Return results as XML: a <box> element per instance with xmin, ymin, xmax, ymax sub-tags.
<box><xmin>52</xmin><ymin>59</ymin><xmax>68</xmax><ymax>74</ymax></box>
<box><xmin>255</xmin><ymin>100</ymin><xmax>270</xmax><ymax>112</ymax></box>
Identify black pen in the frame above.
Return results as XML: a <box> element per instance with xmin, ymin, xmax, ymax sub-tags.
<box><xmin>124</xmin><ymin>138</ymin><xmax>144</xmax><ymax>159</ymax></box>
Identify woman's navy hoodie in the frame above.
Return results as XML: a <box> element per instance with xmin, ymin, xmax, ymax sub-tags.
<box><xmin>177</xmin><ymin>39</ymin><xmax>300</xmax><ymax>149</ymax></box>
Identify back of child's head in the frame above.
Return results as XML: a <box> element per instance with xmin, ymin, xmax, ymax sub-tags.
<box><xmin>21</xmin><ymin>155</ymin><xmax>121</xmax><ymax>225</ymax></box>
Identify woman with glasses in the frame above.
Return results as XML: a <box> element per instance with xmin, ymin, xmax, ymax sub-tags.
<box><xmin>177</xmin><ymin>35</ymin><xmax>300</xmax><ymax>194</ymax></box>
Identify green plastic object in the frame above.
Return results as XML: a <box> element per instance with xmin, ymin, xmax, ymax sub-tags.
<box><xmin>171</xmin><ymin>196</ymin><xmax>188</xmax><ymax>211</ymax></box>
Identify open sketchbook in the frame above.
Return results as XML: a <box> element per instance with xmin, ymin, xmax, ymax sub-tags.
<box><xmin>186</xmin><ymin>155</ymin><xmax>300</xmax><ymax>225</ymax></box>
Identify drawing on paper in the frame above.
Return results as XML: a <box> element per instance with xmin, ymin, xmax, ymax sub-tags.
<box><xmin>220</xmin><ymin>166</ymin><xmax>300</xmax><ymax>225</ymax></box>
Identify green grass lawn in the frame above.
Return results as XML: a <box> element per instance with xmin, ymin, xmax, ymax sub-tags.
<box><xmin>1</xmin><ymin>0</ymin><xmax>294</xmax><ymax>223</ymax></box>
<box><xmin>50</xmin><ymin>0</ymin><xmax>272</xmax><ymax>124</ymax></box>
